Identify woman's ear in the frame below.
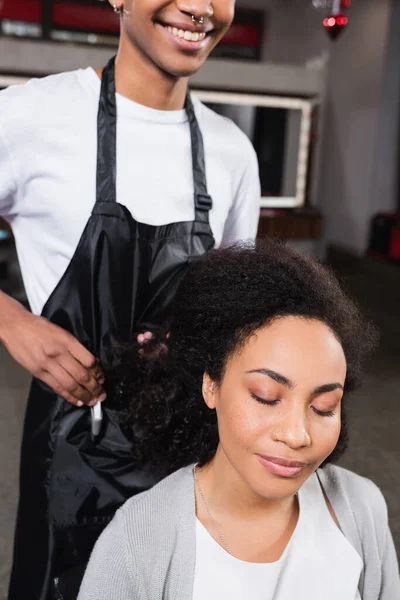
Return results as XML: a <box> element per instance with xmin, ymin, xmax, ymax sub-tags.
<box><xmin>202</xmin><ymin>373</ymin><xmax>217</xmax><ymax>410</ymax></box>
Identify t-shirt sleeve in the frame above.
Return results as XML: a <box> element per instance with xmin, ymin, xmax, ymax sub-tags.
<box><xmin>220</xmin><ymin>142</ymin><xmax>260</xmax><ymax>247</ymax></box>
<box><xmin>0</xmin><ymin>122</ymin><xmax>18</xmax><ymax>218</ymax></box>
<box><xmin>77</xmin><ymin>509</ymin><xmax>137</xmax><ymax>600</ymax></box>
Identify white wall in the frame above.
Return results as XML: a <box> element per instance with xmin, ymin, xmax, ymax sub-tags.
<box><xmin>369</xmin><ymin>0</ymin><xmax>400</xmax><ymax>217</ymax></box>
<box><xmin>237</xmin><ymin>0</ymin><xmax>273</xmax><ymax>8</ymax></box>
<box><xmin>257</xmin><ymin>0</ymin><xmax>397</xmax><ymax>255</ymax></box>
<box><xmin>262</xmin><ymin>0</ymin><xmax>330</xmax><ymax>65</ymax></box>
<box><xmin>317</xmin><ymin>0</ymin><xmax>393</xmax><ymax>256</ymax></box>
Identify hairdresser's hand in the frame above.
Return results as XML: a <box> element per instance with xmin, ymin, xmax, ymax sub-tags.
<box><xmin>0</xmin><ymin>293</ymin><xmax>105</xmax><ymax>407</ymax></box>
<box><xmin>137</xmin><ymin>331</ymin><xmax>169</xmax><ymax>359</ymax></box>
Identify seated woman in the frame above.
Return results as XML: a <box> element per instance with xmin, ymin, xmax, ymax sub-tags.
<box><xmin>78</xmin><ymin>239</ymin><xmax>399</xmax><ymax>600</ymax></box>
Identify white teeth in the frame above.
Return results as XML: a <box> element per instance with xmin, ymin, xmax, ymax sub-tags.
<box><xmin>166</xmin><ymin>25</ymin><xmax>206</xmax><ymax>42</ymax></box>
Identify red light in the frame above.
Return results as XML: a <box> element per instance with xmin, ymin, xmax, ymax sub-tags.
<box><xmin>323</xmin><ymin>13</ymin><xmax>348</xmax><ymax>40</ymax></box>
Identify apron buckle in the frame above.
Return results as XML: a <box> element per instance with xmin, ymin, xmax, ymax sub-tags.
<box><xmin>195</xmin><ymin>193</ymin><xmax>212</xmax><ymax>211</ymax></box>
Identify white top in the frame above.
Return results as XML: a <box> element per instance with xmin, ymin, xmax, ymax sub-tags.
<box><xmin>193</xmin><ymin>472</ymin><xmax>363</xmax><ymax>600</ymax></box>
<box><xmin>0</xmin><ymin>68</ymin><xmax>260</xmax><ymax>315</ymax></box>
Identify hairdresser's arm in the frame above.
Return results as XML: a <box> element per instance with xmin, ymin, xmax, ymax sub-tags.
<box><xmin>78</xmin><ymin>510</ymin><xmax>137</xmax><ymax>600</ymax></box>
<box><xmin>0</xmin><ymin>126</ymin><xmax>104</xmax><ymax>406</ymax></box>
<box><xmin>0</xmin><ymin>291</ymin><xmax>105</xmax><ymax>405</ymax></box>
<box><xmin>220</xmin><ymin>141</ymin><xmax>260</xmax><ymax>246</ymax></box>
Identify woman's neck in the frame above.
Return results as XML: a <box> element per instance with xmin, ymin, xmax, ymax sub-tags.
<box><xmin>196</xmin><ymin>448</ymin><xmax>299</xmax><ymax>562</ymax></box>
<box><xmin>198</xmin><ymin>447</ymin><xmax>295</xmax><ymax>520</ymax></box>
<box><xmin>98</xmin><ymin>41</ymin><xmax>189</xmax><ymax>111</ymax></box>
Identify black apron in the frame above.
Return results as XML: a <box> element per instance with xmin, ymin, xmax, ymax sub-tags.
<box><xmin>8</xmin><ymin>57</ymin><xmax>215</xmax><ymax>600</ymax></box>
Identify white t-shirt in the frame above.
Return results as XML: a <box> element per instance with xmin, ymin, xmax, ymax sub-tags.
<box><xmin>0</xmin><ymin>68</ymin><xmax>260</xmax><ymax>315</ymax></box>
<box><xmin>193</xmin><ymin>472</ymin><xmax>363</xmax><ymax>600</ymax></box>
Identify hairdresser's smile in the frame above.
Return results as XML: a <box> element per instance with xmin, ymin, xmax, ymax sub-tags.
<box><xmin>119</xmin><ymin>0</ymin><xmax>234</xmax><ymax>78</ymax></box>
<box><xmin>153</xmin><ymin>6</ymin><xmax>227</xmax><ymax>65</ymax></box>
<box><xmin>157</xmin><ymin>18</ymin><xmax>213</xmax><ymax>52</ymax></box>
<box><xmin>159</xmin><ymin>22</ymin><xmax>210</xmax><ymax>52</ymax></box>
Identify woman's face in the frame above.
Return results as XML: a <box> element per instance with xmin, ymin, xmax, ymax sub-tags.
<box><xmin>203</xmin><ymin>317</ymin><xmax>347</xmax><ymax>500</ymax></box>
<box><xmin>113</xmin><ymin>0</ymin><xmax>235</xmax><ymax>77</ymax></box>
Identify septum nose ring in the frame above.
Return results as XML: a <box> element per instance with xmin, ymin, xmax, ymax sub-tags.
<box><xmin>192</xmin><ymin>14</ymin><xmax>204</xmax><ymax>25</ymax></box>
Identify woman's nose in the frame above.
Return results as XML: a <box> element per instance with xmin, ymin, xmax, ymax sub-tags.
<box><xmin>271</xmin><ymin>409</ymin><xmax>312</xmax><ymax>450</ymax></box>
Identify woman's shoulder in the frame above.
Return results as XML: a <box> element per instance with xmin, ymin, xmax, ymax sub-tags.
<box><xmin>79</xmin><ymin>466</ymin><xmax>196</xmax><ymax>598</ymax></box>
<box><xmin>320</xmin><ymin>464</ymin><xmax>387</xmax><ymax>509</ymax></box>
<box><xmin>318</xmin><ymin>464</ymin><xmax>389</xmax><ymax>535</ymax></box>
<box><xmin>319</xmin><ymin>465</ymin><xmax>400</xmax><ymax>595</ymax></box>
<box><xmin>117</xmin><ymin>465</ymin><xmax>195</xmax><ymax>545</ymax></box>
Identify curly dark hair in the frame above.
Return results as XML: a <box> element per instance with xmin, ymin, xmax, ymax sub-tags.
<box><xmin>107</xmin><ymin>238</ymin><xmax>377</xmax><ymax>474</ymax></box>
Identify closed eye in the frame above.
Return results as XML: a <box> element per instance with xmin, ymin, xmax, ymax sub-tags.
<box><xmin>312</xmin><ymin>407</ymin><xmax>336</xmax><ymax>417</ymax></box>
<box><xmin>251</xmin><ymin>393</ymin><xmax>280</xmax><ymax>407</ymax></box>
<box><xmin>251</xmin><ymin>391</ymin><xmax>338</xmax><ymax>418</ymax></box>
<box><xmin>252</xmin><ymin>393</ymin><xmax>337</xmax><ymax>417</ymax></box>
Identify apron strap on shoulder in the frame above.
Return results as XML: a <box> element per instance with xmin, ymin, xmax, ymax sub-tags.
<box><xmin>96</xmin><ymin>56</ymin><xmax>117</xmax><ymax>205</ymax></box>
<box><xmin>186</xmin><ymin>91</ymin><xmax>213</xmax><ymax>213</ymax></box>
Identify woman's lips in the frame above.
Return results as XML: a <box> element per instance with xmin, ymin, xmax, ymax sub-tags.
<box><xmin>256</xmin><ymin>454</ymin><xmax>307</xmax><ymax>478</ymax></box>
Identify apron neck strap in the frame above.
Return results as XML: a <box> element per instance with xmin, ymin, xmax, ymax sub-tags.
<box><xmin>96</xmin><ymin>56</ymin><xmax>117</xmax><ymax>204</ymax></box>
<box><xmin>186</xmin><ymin>93</ymin><xmax>212</xmax><ymax>213</ymax></box>
<box><xmin>96</xmin><ymin>56</ymin><xmax>212</xmax><ymax>213</ymax></box>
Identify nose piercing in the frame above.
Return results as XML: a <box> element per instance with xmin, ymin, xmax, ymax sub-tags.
<box><xmin>192</xmin><ymin>14</ymin><xmax>204</xmax><ymax>25</ymax></box>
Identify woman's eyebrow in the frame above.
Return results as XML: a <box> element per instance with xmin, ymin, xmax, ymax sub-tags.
<box><xmin>313</xmin><ymin>383</ymin><xmax>344</xmax><ymax>395</ymax></box>
<box><xmin>246</xmin><ymin>369</ymin><xmax>294</xmax><ymax>390</ymax></box>
<box><xmin>246</xmin><ymin>370</ymin><xmax>344</xmax><ymax>395</ymax></box>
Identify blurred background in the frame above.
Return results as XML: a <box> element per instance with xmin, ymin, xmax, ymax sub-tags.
<box><xmin>0</xmin><ymin>0</ymin><xmax>399</xmax><ymax>596</ymax></box>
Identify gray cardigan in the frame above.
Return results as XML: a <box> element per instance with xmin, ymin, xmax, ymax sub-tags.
<box><xmin>78</xmin><ymin>464</ymin><xmax>400</xmax><ymax>600</ymax></box>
